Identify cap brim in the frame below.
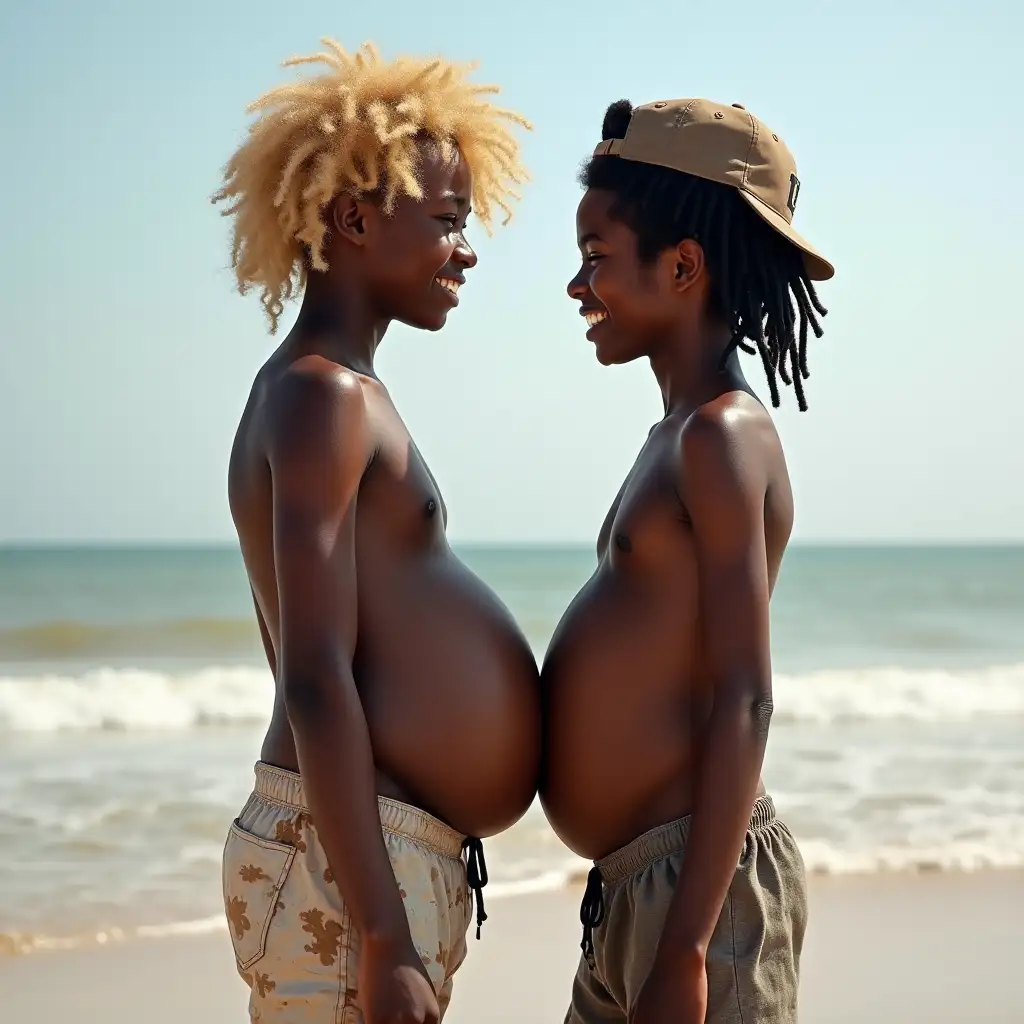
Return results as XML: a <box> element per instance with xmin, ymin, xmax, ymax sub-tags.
<box><xmin>738</xmin><ymin>189</ymin><xmax>834</xmax><ymax>281</ymax></box>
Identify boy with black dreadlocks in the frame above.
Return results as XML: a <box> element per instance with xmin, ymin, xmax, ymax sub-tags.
<box><xmin>215</xmin><ymin>40</ymin><xmax>539</xmax><ymax>1024</ymax></box>
<box><xmin>540</xmin><ymin>99</ymin><xmax>833</xmax><ymax>1024</ymax></box>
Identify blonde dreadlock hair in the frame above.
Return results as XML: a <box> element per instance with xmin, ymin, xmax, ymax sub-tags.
<box><xmin>213</xmin><ymin>39</ymin><xmax>531</xmax><ymax>332</ymax></box>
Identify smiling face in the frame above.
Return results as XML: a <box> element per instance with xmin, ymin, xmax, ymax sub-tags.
<box><xmin>343</xmin><ymin>141</ymin><xmax>479</xmax><ymax>332</ymax></box>
<box><xmin>566</xmin><ymin>187</ymin><xmax>686</xmax><ymax>365</ymax></box>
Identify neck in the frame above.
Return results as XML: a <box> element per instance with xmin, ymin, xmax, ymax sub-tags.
<box><xmin>649</xmin><ymin>319</ymin><xmax>746</xmax><ymax>416</ymax></box>
<box><xmin>286</xmin><ymin>270</ymin><xmax>390</xmax><ymax>376</ymax></box>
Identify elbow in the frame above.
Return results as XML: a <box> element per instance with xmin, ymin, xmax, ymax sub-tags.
<box><xmin>748</xmin><ymin>694</ymin><xmax>774</xmax><ymax>738</ymax></box>
<box><xmin>716</xmin><ymin>680</ymin><xmax>774</xmax><ymax>738</ymax></box>
<box><xmin>279</xmin><ymin>651</ymin><xmax>350</xmax><ymax>722</ymax></box>
<box><xmin>281</xmin><ymin>673</ymin><xmax>325</xmax><ymax>720</ymax></box>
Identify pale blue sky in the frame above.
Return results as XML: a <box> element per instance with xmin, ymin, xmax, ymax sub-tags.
<box><xmin>1</xmin><ymin>0</ymin><xmax>1021</xmax><ymax>544</ymax></box>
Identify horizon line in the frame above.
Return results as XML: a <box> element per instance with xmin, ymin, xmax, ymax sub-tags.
<box><xmin>2</xmin><ymin>539</ymin><xmax>1023</xmax><ymax>550</ymax></box>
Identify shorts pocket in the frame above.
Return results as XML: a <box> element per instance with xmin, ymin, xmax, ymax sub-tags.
<box><xmin>222</xmin><ymin>819</ymin><xmax>297</xmax><ymax>971</ymax></box>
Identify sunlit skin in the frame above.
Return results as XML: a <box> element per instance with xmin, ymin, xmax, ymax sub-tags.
<box><xmin>542</xmin><ymin>186</ymin><xmax>793</xmax><ymax>1024</ymax></box>
<box><xmin>228</xmin><ymin>144</ymin><xmax>541</xmax><ymax>1024</ymax></box>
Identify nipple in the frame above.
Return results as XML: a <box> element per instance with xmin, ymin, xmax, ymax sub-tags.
<box><xmin>615</xmin><ymin>533</ymin><xmax>632</xmax><ymax>554</ymax></box>
<box><xmin>425</xmin><ymin>499</ymin><xmax>437</xmax><ymax>518</ymax></box>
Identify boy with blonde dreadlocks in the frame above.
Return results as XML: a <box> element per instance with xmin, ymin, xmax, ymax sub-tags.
<box><xmin>215</xmin><ymin>40</ymin><xmax>539</xmax><ymax>1024</ymax></box>
<box><xmin>541</xmin><ymin>99</ymin><xmax>834</xmax><ymax>1024</ymax></box>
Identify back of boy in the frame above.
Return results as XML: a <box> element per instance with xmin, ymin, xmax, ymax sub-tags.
<box><xmin>541</xmin><ymin>99</ymin><xmax>833</xmax><ymax>1024</ymax></box>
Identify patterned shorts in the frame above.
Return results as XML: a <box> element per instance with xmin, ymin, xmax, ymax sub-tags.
<box><xmin>223</xmin><ymin>762</ymin><xmax>473</xmax><ymax>1023</ymax></box>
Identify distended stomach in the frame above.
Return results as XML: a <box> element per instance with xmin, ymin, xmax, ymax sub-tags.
<box><xmin>355</xmin><ymin>554</ymin><xmax>542</xmax><ymax>839</ymax></box>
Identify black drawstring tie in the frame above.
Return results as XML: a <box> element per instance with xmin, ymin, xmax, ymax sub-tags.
<box><xmin>462</xmin><ymin>837</ymin><xmax>488</xmax><ymax>939</ymax></box>
<box><xmin>579</xmin><ymin>865</ymin><xmax>604</xmax><ymax>967</ymax></box>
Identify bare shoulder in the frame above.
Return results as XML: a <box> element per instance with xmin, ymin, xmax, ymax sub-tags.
<box><xmin>677</xmin><ymin>391</ymin><xmax>783</xmax><ymax>491</ymax></box>
<box><xmin>263</xmin><ymin>355</ymin><xmax>369</xmax><ymax>465</ymax></box>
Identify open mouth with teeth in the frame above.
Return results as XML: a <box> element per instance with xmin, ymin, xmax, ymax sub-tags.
<box><xmin>435</xmin><ymin>276</ymin><xmax>461</xmax><ymax>300</ymax></box>
<box><xmin>584</xmin><ymin>310</ymin><xmax>608</xmax><ymax>328</ymax></box>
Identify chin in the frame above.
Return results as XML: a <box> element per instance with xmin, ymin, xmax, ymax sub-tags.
<box><xmin>400</xmin><ymin>311</ymin><xmax>448</xmax><ymax>332</ymax></box>
<box><xmin>594</xmin><ymin>343</ymin><xmax>639</xmax><ymax>367</ymax></box>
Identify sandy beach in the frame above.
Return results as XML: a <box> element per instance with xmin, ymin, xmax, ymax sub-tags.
<box><xmin>2</xmin><ymin>871</ymin><xmax>1021</xmax><ymax>1023</ymax></box>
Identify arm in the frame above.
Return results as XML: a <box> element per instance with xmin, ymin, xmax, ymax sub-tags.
<box><xmin>266</xmin><ymin>364</ymin><xmax>409</xmax><ymax>946</ymax></box>
<box><xmin>250</xmin><ymin>586</ymin><xmax>277</xmax><ymax>678</ymax></box>
<box><xmin>656</xmin><ymin>409</ymin><xmax>774</xmax><ymax>962</ymax></box>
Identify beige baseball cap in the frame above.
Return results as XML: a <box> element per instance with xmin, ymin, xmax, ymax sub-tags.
<box><xmin>593</xmin><ymin>98</ymin><xmax>834</xmax><ymax>281</ymax></box>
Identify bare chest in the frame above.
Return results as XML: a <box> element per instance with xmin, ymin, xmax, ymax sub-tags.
<box><xmin>357</xmin><ymin>399</ymin><xmax>448</xmax><ymax>545</ymax></box>
<box><xmin>597</xmin><ymin>435</ymin><xmax>694</xmax><ymax>574</ymax></box>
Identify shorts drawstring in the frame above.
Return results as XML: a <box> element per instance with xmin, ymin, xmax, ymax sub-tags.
<box><xmin>462</xmin><ymin>837</ymin><xmax>488</xmax><ymax>939</ymax></box>
<box><xmin>579</xmin><ymin>865</ymin><xmax>604</xmax><ymax>968</ymax></box>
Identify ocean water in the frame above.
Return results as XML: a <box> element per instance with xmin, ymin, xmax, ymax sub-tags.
<box><xmin>1</xmin><ymin>544</ymin><xmax>1023</xmax><ymax>956</ymax></box>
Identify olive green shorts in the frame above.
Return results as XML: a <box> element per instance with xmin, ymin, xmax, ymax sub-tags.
<box><xmin>566</xmin><ymin>796</ymin><xmax>808</xmax><ymax>1024</ymax></box>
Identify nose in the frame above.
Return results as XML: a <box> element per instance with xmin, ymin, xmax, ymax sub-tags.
<box><xmin>567</xmin><ymin>263</ymin><xmax>589</xmax><ymax>301</ymax></box>
<box><xmin>452</xmin><ymin>233</ymin><xmax>478</xmax><ymax>270</ymax></box>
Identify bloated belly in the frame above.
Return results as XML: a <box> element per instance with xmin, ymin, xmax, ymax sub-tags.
<box><xmin>358</xmin><ymin>554</ymin><xmax>541</xmax><ymax>839</ymax></box>
<box><xmin>540</xmin><ymin>570</ymin><xmax>701</xmax><ymax>859</ymax></box>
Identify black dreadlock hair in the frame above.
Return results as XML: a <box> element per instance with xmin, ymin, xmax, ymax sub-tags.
<box><xmin>582</xmin><ymin>100</ymin><xmax>827</xmax><ymax>411</ymax></box>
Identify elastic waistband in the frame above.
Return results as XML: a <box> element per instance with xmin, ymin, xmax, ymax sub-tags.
<box><xmin>596</xmin><ymin>795</ymin><xmax>778</xmax><ymax>885</ymax></box>
<box><xmin>252</xmin><ymin>761</ymin><xmax>466</xmax><ymax>860</ymax></box>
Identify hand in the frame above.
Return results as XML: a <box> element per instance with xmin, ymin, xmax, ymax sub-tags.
<box><xmin>629</xmin><ymin>949</ymin><xmax>707</xmax><ymax>1024</ymax></box>
<box><xmin>358</xmin><ymin>932</ymin><xmax>440</xmax><ymax>1024</ymax></box>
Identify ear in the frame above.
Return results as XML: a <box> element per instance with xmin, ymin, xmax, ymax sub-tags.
<box><xmin>331</xmin><ymin>194</ymin><xmax>371</xmax><ymax>247</ymax></box>
<box><xmin>668</xmin><ymin>238</ymin><xmax>706</xmax><ymax>294</ymax></box>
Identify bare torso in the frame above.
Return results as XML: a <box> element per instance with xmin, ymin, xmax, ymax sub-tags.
<box><xmin>229</xmin><ymin>355</ymin><xmax>541</xmax><ymax>839</ymax></box>
<box><xmin>540</xmin><ymin>394</ymin><xmax>792</xmax><ymax>860</ymax></box>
